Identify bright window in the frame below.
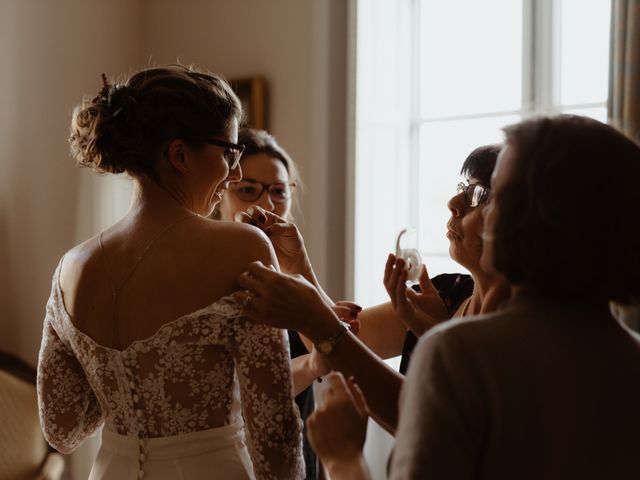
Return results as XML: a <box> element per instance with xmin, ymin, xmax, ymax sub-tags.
<box><xmin>351</xmin><ymin>0</ymin><xmax>611</xmax><ymax>308</ymax></box>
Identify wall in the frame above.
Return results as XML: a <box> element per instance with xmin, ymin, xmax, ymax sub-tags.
<box><xmin>0</xmin><ymin>0</ymin><xmax>143</xmax><ymax>365</ymax></box>
<box><xmin>0</xmin><ymin>4</ymin><xmax>143</xmax><ymax>474</ymax></box>
<box><xmin>0</xmin><ymin>0</ymin><xmax>347</xmax><ymax>367</ymax></box>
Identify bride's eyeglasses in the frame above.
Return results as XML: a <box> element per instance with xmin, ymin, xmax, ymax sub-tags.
<box><xmin>206</xmin><ymin>139</ymin><xmax>245</xmax><ymax>170</ymax></box>
<box><xmin>231</xmin><ymin>179</ymin><xmax>296</xmax><ymax>204</ymax></box>
<box><xmin>456</xmin><ymin>181</ymin><xmax>490</xmax><ymax>208</ymax></box>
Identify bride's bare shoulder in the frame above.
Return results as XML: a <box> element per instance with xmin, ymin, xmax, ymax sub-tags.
<box><xmin>58</xmin><ymin>234</ymin><xmax>104</xmax><ymax>292</ymax></box>
<box><xmin>184</xmin><ymin>217</ymin><xmax>277</xmax><ymax>266</ymax></box>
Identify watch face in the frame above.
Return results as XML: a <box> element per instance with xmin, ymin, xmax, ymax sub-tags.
<box><xmin>316</xmin><ymin>323</ymin><xmax>348</xmax><ymax>355</ymax></box>
<box><xmin>318</xmin><ymin>341</ymin><xmax>332</xmax><ymax>355</ymax></box>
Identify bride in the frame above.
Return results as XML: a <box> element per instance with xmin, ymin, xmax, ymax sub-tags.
<box><xmin>36</xmin><ymin>65</ymin><xmax>304</xmax><ymax>479</ymax></box>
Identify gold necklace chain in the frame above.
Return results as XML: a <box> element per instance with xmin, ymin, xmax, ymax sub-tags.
<box><xmin>99</xmin><ymin>213</ymin><xmax>197</xmax><ymax>348</ymax></box>
<box><xmin>99</xmin><ymin>214</ymin><xmax>197</xmax><ymax>294</ymax></box>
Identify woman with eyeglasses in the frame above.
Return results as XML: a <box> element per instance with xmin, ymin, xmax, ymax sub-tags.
<box><xmin>381</xmin><ymin>144</ymin><xmax>511</xmax><ymax>375</ymax></box>
<box><xmin>215</xmin><ymin>128</ymin><xmax>338</xmax><ymax>314</ymax></box>
<box><xmin>37</xmin><ymin>65</ymin><xmax>304</xmax><ymax>479</ymax></box>
<box><xmin>213</xmin><ymin>127</ymin><xmax>326</xmax><ymax>480</ymax></box>
<box><xmin>216</xmin><ymin>128</ymin><xmax>299</xmax><ymax>222</ymax></box>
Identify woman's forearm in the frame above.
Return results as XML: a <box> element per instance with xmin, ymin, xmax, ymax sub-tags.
<box><xmin>291</xmin><ymin>354</ymin><xmax>318</xmax><ymax>396</ymax></box>
<box><xmin>356</xmin><ymin>303</ymin><xmax>407</xmax><ymax>359</ymax></box>
<box><xmin>322</xmin><ymin>332</ymin><xmax>403</xmax><ymax>434</ymax></box>
<box><xmin>324</xmin><ymin>455</ymin><xmax>372</xmax><ymax>480</ymax></box>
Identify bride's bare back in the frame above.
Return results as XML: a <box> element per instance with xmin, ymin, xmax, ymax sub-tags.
<box><xmin>60</xmin><ymin>215</ymin><xmax>274</xmax><ymax>351</ymax></box>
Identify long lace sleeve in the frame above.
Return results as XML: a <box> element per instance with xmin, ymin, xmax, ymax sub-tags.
<box><xmin>37</xmin><ymin>314</ymin><xmax>104</xmax><ymax>454</ymax></box>
<box><xmin>227</xmin><ymin>316</ymin><xmax>305</xmax><ymax>480</ymax></box>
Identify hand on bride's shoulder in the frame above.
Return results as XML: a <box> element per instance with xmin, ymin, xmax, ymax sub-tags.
<box><xmin>237</xmin><ymin>261</ymin><xmax>334</xmax><ymax>336</ymax></box>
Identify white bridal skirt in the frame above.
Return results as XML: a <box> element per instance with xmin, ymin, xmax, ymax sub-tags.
<box><xmin>89</xmin><ymin>421</ymin><xmax>255</xmax><ymax>480</ymax></box>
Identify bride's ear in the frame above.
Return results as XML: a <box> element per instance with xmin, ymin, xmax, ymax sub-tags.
<box><xmin>165</xmin><ymin>139</ymin><xmax>188</xmax><ymax>174</ymax></box>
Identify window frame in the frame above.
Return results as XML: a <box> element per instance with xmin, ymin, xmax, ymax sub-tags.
<box><xmin>348</xmin><ymin>0</ymin><xmax>610</xmax><ymax>304</ymax></box>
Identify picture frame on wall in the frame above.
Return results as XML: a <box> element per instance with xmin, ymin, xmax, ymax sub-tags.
<box><xmin>230</xmin><ymin>76</ymin><xmax>268</xmax><ymax>130</ymax></box>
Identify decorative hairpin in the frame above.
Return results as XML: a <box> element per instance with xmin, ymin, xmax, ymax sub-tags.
<box><xmin>91</xmin><ymin>73</ymin><xmax>134</xmax><ymax>118</ymax></box>
<box><xmin>92</xmin><ymin>73</ymin><xmax>111</xmax><ymax>106</ymax></box>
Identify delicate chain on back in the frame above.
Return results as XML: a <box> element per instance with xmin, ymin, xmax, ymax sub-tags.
<box><xmin>98</xmin><ymin>214</ymin><xmax>197</xmax><ymax>346</ymax></box>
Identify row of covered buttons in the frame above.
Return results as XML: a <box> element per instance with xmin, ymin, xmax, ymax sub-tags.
<box><xmin>128</xmin><ymin>375</ymin><xmax>147</xmax><ymax>479</ymax></box>
<box><xmin>138</xmin><ymin>438</ymin><xmax>147</xmax><ymax>478</ymax></box>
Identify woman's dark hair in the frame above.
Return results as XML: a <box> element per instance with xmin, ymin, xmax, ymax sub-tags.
<box><xmin>238</xmin><ymin>127</ymin><xmax>300</xmax><ymax>186</ymax></box>
<box><xmin>69</xmin><ymin>64</ymin><xmax>242</xmax><ymax>177</ymax></box>
<box><xmin>460</xmin><ymin>144</ymin><xmax>502</xmax><ymax>186</ymax></box>
<box><xmin>492</xmin><ymin>114</ymin><xmax>640</xmax><ymax>304</ymax></box>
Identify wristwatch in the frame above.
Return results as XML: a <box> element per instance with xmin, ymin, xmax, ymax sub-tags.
<box><xmin>315</xmin><ymin>321</ymin><xmax>351</xmax><ymax>355</ymax></box>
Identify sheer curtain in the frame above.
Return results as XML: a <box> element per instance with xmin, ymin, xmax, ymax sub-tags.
<box><xmin>608</xmin><ymin>0</ymin><xmax>640</xmax><ymax>143</ymax></box>
<box><xmin>608</xmin><ymin>0</ymin><xmax>640</xmax><ymax>332</ymax></box>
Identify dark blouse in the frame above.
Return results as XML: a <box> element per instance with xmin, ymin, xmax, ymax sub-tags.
<box><xmin>399</xmin><ymin>273</ymin><xmax>474</xmax><ymax>375</ymax></box>
<box><xmin>288</xmin><ymin>329</ymin><xmax>317</xmax><ymax>480</ymax></box>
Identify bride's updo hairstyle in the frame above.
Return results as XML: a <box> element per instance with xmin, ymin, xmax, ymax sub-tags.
<box><xmin>69</xmin><ymin>64</ymin><xmax>242</xmax><ymax>178</ymax></box>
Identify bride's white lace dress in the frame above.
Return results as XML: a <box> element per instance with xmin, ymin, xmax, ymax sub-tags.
<box><xmin>37</xmin><ymin>260</ymin><xmax>305</xmax><ymax>479</ymax></box>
